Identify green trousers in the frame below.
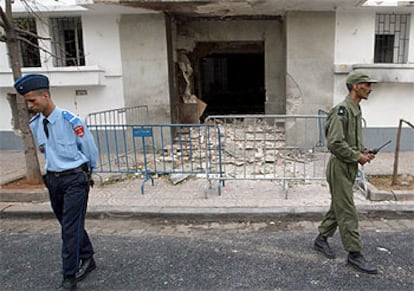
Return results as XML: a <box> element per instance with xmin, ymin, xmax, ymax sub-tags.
<box><xmin>318</xmin><ymin>157</ymin><xmax>362</xmax><ymax>252</ymax></box>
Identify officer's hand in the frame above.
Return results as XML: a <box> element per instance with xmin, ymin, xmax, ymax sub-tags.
<box><xmin>87</xmin><ymin>171</ymin><xmax>95</xmax><ymax>187</ymax></box>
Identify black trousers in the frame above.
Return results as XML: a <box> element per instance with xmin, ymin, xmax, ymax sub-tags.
<box><xmin>45</xmin><ymin>170</ymin><xmax>94</xmax><ymax>276</ymax></box>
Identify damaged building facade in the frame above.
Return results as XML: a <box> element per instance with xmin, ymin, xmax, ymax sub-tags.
<box><xmin>0</xmin><ymin>0</ymin><xmax>413</xmax><ymax>150</ymax></box>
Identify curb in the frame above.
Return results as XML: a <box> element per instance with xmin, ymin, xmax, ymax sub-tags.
<box><xmin>364</xmin><ymin>180</ymin><xmax>414</xmax><ymax>201</ymax></box>
<box><xmin>1</xmin><ymin>204</ymin><xmax>413</xmax><ymax>221</ymax></box>
<box><xmin>0</xmin><ymin>188</ymin><xmax>49</xmax><ymax>203</ymax></box>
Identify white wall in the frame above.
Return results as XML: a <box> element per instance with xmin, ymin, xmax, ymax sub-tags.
<box><xmin>81</xmin><ymin>14</ymin><xmax>126</xmax><ymax>115</ymax></box>
<box><xmin>119</xmin><ymin>14</ymin><xmax>171</xmax><ymax>123</ymax></box>
<box><xmin>363</xmin><ymin>83</ymin><xmax>414</xmax><ymax>128</ymax></box>
<box><xmin>335</xmin><ymin>10</ymin><xmax>376</xmax><ymax>65</ymax></box>
<box><xmin>286</xmin><ymin>12</ymin><xmax>336</xmax><ymax>114</ymax></box>
<box><xmin>333</xmin><ymin>10</ymin><xmax>376</xmax><ymax>105</ymax></box>
<box><xmin>83</xmin><ymin>14</ymin><xmax>122</xmax><ymax>76</ymax></box>
<box><xmin>334</xmin><ymin>9</ymin><xmax>414</xmax><ymax>128</ymax></box>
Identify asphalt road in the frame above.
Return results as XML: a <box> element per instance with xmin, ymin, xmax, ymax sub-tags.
<box><xmin>1</xmin><ymin>218</ymin><xmax>413</xmax><ymax>291</ymax></box>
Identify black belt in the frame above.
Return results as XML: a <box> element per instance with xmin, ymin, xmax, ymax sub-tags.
<box><xmin>47</xmin><ymin>163</ymin><xmax>87</xmax><ymax>177</ymax></box>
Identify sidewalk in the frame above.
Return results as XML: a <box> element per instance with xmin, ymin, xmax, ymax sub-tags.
<box><xmin>1</xmin><ymin>150</ymin><xmax>413</xmax><ymax>220</ymax></box>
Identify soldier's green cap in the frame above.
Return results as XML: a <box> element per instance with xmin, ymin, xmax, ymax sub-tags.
<box><xmin>346</xmin><ymin>71</ymin><xmax>378</xmax><ymax>85</ymax></box>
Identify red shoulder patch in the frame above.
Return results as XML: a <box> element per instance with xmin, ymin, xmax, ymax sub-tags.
<box><xmin>74</xmin><ymin>125</ymin><xmax>85</xmax><ymax>137</ymax></box>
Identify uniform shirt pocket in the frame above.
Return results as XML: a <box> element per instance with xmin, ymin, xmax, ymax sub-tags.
<box><xmin>56</xmin><ymin>137</ymin><xmax>79</xmax><ymax>160</ymax></box>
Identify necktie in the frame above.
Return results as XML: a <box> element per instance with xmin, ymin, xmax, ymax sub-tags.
<box><xmin>43</xmin><ymin>118</ymin><xmax>49</xmax><ymax>138</ymax></box>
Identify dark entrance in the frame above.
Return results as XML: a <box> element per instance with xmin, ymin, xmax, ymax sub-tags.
<box><xmin>195</xmin><ymin>42</ymin><xmax>265</xmax><ymax>121</ymax></box>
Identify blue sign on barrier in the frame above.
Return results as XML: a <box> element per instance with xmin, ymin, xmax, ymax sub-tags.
<box><xmin>133</xmin><ymin>128</ymin><xmax>153</xmax><ymax>137</ymax></box>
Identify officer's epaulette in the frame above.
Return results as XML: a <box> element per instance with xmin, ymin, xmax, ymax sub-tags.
<box><xmin>62</xmin><ymin>110</ymin><xmax>85</xmax><ymax>137</ymax></box>
<box><xmin>337</xmin><ymin>106</ymin><xmax>346</xmax><ymax>116</ymax></box>
<box><xmin>29</xmin><ymin>113</ymin><xmax>40</xmax><ymax>123</ymax></box>
<box><xmin>62</xmin><ymin>110</ymin><xmax>80</xmax><ymax>126</ymax></box>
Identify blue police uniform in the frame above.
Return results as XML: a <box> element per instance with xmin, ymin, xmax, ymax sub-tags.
<box><xmin>30</xmin><ymin>107</ymin><xmax>98</xmax><ymax>172</ymax></box>
<box><xmin>15</xmin><ymin>73</ymin><xmax>99</xmax><ymax>288</ymax></box>
<box><xmin>30</xmin><ymin>107</ymin><xmax>98</xmax><ymax>277</ymax></box>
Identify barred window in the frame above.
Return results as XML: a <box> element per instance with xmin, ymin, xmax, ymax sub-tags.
<box><xmin>375</xmin><ymin>14</ymin><xmax>410</xmax><ymax>64</ymax></box>
<box><xmin>50</xmin><ymin>17</ymin><xmax>85</xmax><ymax>67</ymax></box>
<box><xmin>14</xmin><ymin>17</ymin><xmax>41</xmax><ymax>67</ymax></box>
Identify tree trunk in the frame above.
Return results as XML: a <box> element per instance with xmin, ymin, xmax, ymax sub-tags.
<box><xmin>2</xmin><ymin>1</ymin><xmax>43</xmax><ymax>184</ymax></box>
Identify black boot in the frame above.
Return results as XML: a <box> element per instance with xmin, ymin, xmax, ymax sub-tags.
<box><xmin>348</xmin><ymin>252</ymin><xmax>378</xmax><ymax>274</ymax></box>
<box><xmin>313</xmin><ymin>234</ymin><xmax>336</xmax><ymax>259</ymax></box>
<box><xmin>75</xmin><ymin>257</ymin><xmax>96</xmax><ymax>281</ymax></box>
<box><xmin>59</xmin><ymin>276</ymin><xmax>77</xmax><ymax>291</ymax></box>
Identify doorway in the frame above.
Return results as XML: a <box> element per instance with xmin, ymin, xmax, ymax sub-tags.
<box><xmin>194</xmin><ymin>42</ymin><xmax>265</xmax><ymax>121</ymax></box>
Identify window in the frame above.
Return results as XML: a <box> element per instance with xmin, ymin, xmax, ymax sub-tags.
<box><xmin>50</xmin><ymin>17</ymin><xmax>85</xmax><ymax>67</ymax></box>
<box><xmin>375</xmin><ymin>14</ymin><xmax>410</xmax><ymax>64</ymax></box>
<box><xmin>14</xmin><ymin>17</ymin><xmax>41</xmax><ymax>67</ymax></box>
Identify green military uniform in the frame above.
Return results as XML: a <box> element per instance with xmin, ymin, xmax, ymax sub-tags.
<box><xmin>318</xmin><ymin>95</ymin><xmax>364</xmax><ymax>252</ymax></box>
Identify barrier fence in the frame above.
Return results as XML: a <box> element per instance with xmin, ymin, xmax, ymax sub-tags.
<box><xmin>204</xmin><ymin>115</ymin><xmax>331</xmax><ymax>196</ymax></box>
<box><xmin>88</xmin><ymin>123</ymin><xmax>223</xmax><ymax>194</ymax></box>
<box><xmin>87</xmin><ymin>108</ymin><xmax>369</xmax><ymax>197</ymax></box>
<box><xmin>85</xmin><ymin>105</ymin><xmax>149</xmax><ymax>126</ymax></box>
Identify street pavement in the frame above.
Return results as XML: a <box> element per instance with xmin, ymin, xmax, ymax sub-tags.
<box><xmin>1</xmin><ymin>149</ymin><xmax>413</xmax><ymax>291</ymax></box>
<box><xmin>1</xmin><ymin>217</ymin><xmax>413</xmax><ymax>291</ymax></box>
<box><xmin>0</xmin><ymin>150</ymin><xmax>413</xmax><ymax>220</ymax></box>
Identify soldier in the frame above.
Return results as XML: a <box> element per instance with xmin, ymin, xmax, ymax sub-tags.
<box><xmin>14</xmin><ymin>74</ymin><xmax>98</xmax><ymax>290</ymax></box>
<box><xmin>313</xmin><ymin>71</ymin><xmax>378</xmax><ymax>274</ymax></box>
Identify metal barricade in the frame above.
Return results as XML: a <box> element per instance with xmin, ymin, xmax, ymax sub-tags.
<box><xmin>317</xmin><ymin>109</ymin><xmax>328</xmax><ymax>147</ymax></box>
<box><xmin>88</xmin><ymin>123</ymin><xmax>223</xmax><ymax>194</ymax></box>
<box><xmin>86</xmin><ymin>108</ymin><xmax>369</xmax><ymax>197</ymax></box>
<box><xmin>85</xmin><ymin>105</ymin><xmax>149</xmax><ymax>126</ymax></box>
<box><xmin>205</xmin><ymin>115</ymin><xmax>330</xmax><ymax>197</ymax></box>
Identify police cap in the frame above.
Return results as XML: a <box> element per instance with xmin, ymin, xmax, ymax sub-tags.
<box><xmin>346</xmin><ymin>71</ymin><xmax>378</xmax><ymax>85</ymax></box>
<box><xmin>14</xmin><ymin>74</ymin><xmax>49</xmax><ymax>95</ymax></box>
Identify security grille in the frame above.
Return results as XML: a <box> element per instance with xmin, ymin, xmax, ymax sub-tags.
<box><xmin>375</xmin><ymin>14</ymin><xmax>410</xmax><ymax>64</ymax></box>
<box><xmin>50</xmin><ymin>17</ymin><xmax>85</xmax><ymax>67</ymax></box>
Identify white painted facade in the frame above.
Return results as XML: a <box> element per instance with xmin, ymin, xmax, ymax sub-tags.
<box><xmin>334</xmin><ymin>9</ymin><xmax>414</xmax><ymax>129</ymax></box>
<box><xmin>0</xmin><ymin>4</ymin><xmax>125</xmax><ymax>128</ymax></box>
<box><xmin>0</xmin><ymin>0</ymin><xmax>413</xmax><ymax>150</ymax></box>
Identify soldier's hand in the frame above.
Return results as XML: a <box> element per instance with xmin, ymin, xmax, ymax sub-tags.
<box><xmin>364</xmin><ymin>149</ymin><xmax>376</xmax><ymax>161</ymax></box>
<box><xmin>359</xmin><ymin>152</ymin><xmax>375</xmax><ymax>165</ymax></box>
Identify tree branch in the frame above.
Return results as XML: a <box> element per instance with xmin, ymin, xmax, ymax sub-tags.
<box><xmin>16</xmin><ymin>35</ymin><xmax>61</xmax><ymax>60</ymax></box>
<box><xmin>15</xmin><ymin>26</ymin><xmax>50</xmax><ymax>40</ymax></box>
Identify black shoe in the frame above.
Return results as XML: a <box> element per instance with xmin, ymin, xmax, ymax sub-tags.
<box><xmin>75</xmin><ymin>257</ymin><xmax>96</xmax><ymax>281</ymax></box>
<box><xmin>348</xmin><ymin>252</ymin><xmax>378</xmax><ymax>274</ymax></box>
<box><xmin>313</xmin><ymin>234</ymin><xmax>336</xmax><ymax>259</ymax></box>
<box><xmin>59</xmin><ymin>276</ymin><xmax>77</xmax><ymax>291</ymax></box>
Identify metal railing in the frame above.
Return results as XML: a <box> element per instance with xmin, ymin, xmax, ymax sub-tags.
<box><xmin>88</xmin><ymin>123</ymin><xmax>223</xmax><ymax>194</ymax></box>
<box><xmin>205</xmin><ymin>115</ymin><xmax>330</xmax><ymax>197</ymax></box>
<box><xmin>86</xmin><ymin>107</ymin><xmax>371</xmax><ymax>198</ymax></box>
<box><xmin>85</xmin><ymin>105</ymin><xmax>149</xmax><ymax>126</ymax></box>
<box><xmin>392</xmin><ymin>119</ymin><xmax>414</xmax><ymax>185</ymax></box>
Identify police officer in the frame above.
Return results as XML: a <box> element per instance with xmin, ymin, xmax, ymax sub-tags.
<box><xmin>313</xmin><ymin>71</ymin><xmax>378</xmax><ymax>274</ymax></box>
<box><xmin>14</xmin><ymin>74</ymin><xmax>98</xmax><ymax>290</ymax></box>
